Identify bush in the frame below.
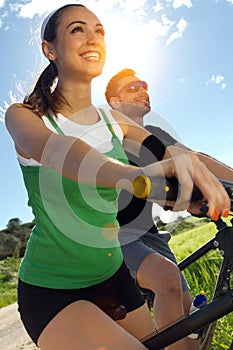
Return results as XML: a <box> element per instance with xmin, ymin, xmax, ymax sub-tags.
<box><xmin>0</xmin><ymin>221</ymin><xmax>33</xmax><ymax>259</ymax></box>
<box><xmin>0</xmin><ymin>257</ymin><xmax>20</xmax><ymax>307</ymax></box>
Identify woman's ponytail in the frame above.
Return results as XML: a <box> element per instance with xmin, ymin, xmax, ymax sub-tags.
<box><xmin>24</xmin><ymin>62</ymin><xmax>68</xmax><ymax>117</ymax></box>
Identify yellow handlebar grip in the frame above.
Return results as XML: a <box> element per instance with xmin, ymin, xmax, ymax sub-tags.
<box><xmin>133</xmin><ymin>175</ymin><xmax>151</xmax><ymax>199</ymax></box>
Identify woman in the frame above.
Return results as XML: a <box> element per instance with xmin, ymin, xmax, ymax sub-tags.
<box><xmin>5</xmin><ymin>4</ymin><xmax>230</xmax><ymax>350</ymax></box>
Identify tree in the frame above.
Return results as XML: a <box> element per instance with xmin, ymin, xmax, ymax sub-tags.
<box><xmin>154</xmin><ymin>216</ymin><xmax>166</xmax><ymax>230</ymax></box>
<box><xmin>0</xmin><ymin>233</ymin><xmax>19</xmax><ymax>259</ymax></box>
<box><xmin>7</xmin><ymin>218</ymin><xmax>22</xmax><ymax>231</ymax></box>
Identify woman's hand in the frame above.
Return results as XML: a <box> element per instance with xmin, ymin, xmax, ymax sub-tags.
<box><xmin>142</xmin><ymin>153</ymin><xmax>230</xmax><ymax>221</ymax></box>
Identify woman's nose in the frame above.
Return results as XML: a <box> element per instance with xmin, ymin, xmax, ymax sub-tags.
<box><xmin>86</xmin><ymin>30</ymin><xmax>99</xmax><ymax>44</ymax></box>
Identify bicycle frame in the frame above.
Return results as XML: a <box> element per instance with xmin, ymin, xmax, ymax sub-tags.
<box><xmin>142</xmin><ymin>217</ymin><xmax>233</xmax><ymax>350</ymax></box>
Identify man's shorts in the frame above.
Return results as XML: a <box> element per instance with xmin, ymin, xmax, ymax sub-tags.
<box><xmin>119</xmin><ymin>228</ymin><xmax>189</xmax><ymax>291</ymax></box>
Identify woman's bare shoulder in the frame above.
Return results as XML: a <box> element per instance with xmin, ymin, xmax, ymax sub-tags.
<box><xmin>5</xmin><ymin>103</ymin><xmax>41</xmax><ymax>124</ymax></box>
<box><xmin>6</xmin><ymin>103</ymin><xmax>33</xmax><ymax>114</ymax></box>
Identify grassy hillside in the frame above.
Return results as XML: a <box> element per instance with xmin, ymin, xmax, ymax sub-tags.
<box><xmin>169</xmin><ymin>216</ymin><xmax>233</xmax><ymax>349</ymax></box>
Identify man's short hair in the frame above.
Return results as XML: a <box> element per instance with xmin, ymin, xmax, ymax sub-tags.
<box><xmin>105</xmin><ymin>68</ymin><xmax>136</xmax><ymax>103</ymax></box>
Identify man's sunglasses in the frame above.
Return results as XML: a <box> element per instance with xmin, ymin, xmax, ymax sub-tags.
<box><xmin>120</xmin><ymin>81</ymin><xmax>148</xmax><ymax>94</ymax></box>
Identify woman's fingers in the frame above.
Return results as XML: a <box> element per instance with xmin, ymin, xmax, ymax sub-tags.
<box><xmin>195</xmin><ymin>173</ymin><xmax>230</xmax><ymax>220</ymax></box>
<box><xmin>181</xmin><ymin>154</ymin><xmax>230</xmax><ymax>220</ymax></box>
<box><xmin>143</xmin><ymin>153</ymin><xmax>230</xmax><ymax>220</ymax></box>
<box><xmin>167</xmin><ymin>154</ymin><xmax>194</xmax><ymax>211</ymax></box>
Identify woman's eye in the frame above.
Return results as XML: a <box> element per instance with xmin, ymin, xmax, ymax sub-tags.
<box><xmin>71</xmin><ymin>26</ymin><xmax>84</xmax><ymax>33</ymax></box>
<box><xmin>96</xmin><ymin>27</ymin><xmax>105</xmax><ymax>37</ymax></box>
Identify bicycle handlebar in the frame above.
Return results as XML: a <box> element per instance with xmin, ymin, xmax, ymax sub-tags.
<box><xmin>148</xmin><ymin>176</ymin><xmax>203</xmax><ymax>202</ymax></box>
<box><xmin>146</xmin><ymin>177</ymin><xmax>233</xmax><ymax>212</ymax></box>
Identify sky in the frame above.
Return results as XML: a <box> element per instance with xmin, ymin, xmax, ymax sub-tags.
<box><xmin>0</xmin><ymin>0</ymin><xmax>233</xmax><ymax>229</ymax></box>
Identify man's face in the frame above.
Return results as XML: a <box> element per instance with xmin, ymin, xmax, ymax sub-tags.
<box><xmin>110</xmin><ymin>76</ymin><xmax>151</xmax><ymax>117</ymax></box>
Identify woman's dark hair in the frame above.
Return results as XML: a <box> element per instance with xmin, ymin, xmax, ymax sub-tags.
<box><xmin>23</xmin><ymin>4</ymin><xmax>85</xmax><ymax>117</ymax></box>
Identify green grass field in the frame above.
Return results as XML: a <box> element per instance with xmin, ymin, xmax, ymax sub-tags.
<box><xmin>0</xmin><ymin>216</ymin><xmax>232</xmax><ymax>348</ymax></box>
<box><xmin>169</xmin><ymin>217</ymin><xmax>233</xmax><ymax>349</ymax></box>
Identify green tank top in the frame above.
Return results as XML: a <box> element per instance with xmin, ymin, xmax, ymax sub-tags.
<box><xmin>19</xmin><ymin>108</ymin><xmax>128</xmax><ymax>288</ymax></box>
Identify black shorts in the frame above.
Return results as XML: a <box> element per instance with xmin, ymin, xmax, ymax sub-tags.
<box><xmin>18</xmin><ymin>262</ymin><xmax>145</xmax><ymax>345</ymax></box>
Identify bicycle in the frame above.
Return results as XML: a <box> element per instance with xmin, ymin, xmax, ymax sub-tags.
<box><xmin>140</xmin><ymin>178</ymin><xmax>233</xmax><ymax>350</ymax></box>
<box><xmin>104</xmin><ymin>178</ymin><xmax>233</xmax><ymax>348</ymax></box>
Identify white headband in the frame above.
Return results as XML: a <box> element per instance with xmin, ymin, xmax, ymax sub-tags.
<box><xmin>40</xmin><ymin>5</ymin><xmax>84</xmax><ymax>40</ymax></box>
<box><xmin>40</xmin><ymin>9</ymin><xmax>58</xmax><ymax>40</ymax></box>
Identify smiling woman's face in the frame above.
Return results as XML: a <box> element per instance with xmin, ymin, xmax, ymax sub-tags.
<box><xmin>44</xmin><ymin>6</ymin><xmax>106</xmax><ymax>81</ymax></box>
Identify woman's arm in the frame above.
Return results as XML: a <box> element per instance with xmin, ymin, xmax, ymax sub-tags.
<box><xmin>5</xmin><ymin>104</ymin><xmax>142</xmax><ymax>191</ymax></box>
<box><xmin>6</xmin><ymin>104</ymin><xmax>230</xmax><ymax>220</ymax></box>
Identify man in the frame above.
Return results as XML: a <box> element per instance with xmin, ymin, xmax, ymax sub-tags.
<box><xmin>105</xmin><ymin>68</ymin><xmax>233</xmax><ymax>350</ymax></box>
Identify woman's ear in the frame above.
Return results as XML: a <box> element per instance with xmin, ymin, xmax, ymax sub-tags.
<box><xmin>42</xmin><ymin>40</ymin><xmax>56</xmax><ymax>61</ymax></box>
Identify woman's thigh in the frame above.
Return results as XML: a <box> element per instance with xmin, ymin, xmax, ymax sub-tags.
<box><xmin>117</xmin><ymin>303</ymin><xmax>155</xmax><ymax>340</ymax></box>
<box><xmin>38</xmin><ymin>300</ymin><xmax>152</xmax><ymax>350</ymax></box>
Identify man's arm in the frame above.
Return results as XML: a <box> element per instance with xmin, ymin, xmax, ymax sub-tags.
<box><xmin>146</xmin><ymin>124</ymin><xmax>233</xmax><ymax>182</ymax></box>
<box><xmin>191</xmin><ymin>151</ymin><xmax>233</xmax><ymax>181</ymax></box>
<box><xmin>145</xmin><ymin>125</ymin><xmax>178</xmax><ymax>147</ymax></box>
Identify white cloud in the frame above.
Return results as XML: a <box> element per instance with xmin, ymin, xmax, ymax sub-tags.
<box><xmin>212</xmin><ymin>74</ymin><xmax>224</xmax><ymax>84</ymax></box>
<box><xmin>14</xmin><ymin>0</ymin><xmax>193</xmax><ymax>21</ymax></box>
<box><xmin>226</xmin><ymin>0</ymin><xmax>233</xmax><ymax>5</ymax></box>
<box><xmin>221</xmin><ymin>82</ymin><xmax>227</xmax><ymax>89</ymax></box>
<box><xmin>208</xmin><ymin>74</ymin><xmax>227</xmax><ymax>89</ymax></box>
<box><xmin>206</xmin><ymin>74</ymin><xmax>227</xmax><ymax>90</ymax></box>
<box><xmin>18</xmin><ymin>0</ymin><xmax>70</xmax><ymax>19</ymax></box>
<box><xmin>15</xmin><ymin>0</ymin><xmax>148</xmax><ymax>20</ymax></box>
<box><xmin>119</xmin><ymin>0</ymin><xmax>148</xmax><ymax>13</ymax></box>
<box><xmin>2</xmin><ymin>0</ymin><xmax>191</xmax><ymax>71</ymax></box>
<box><xmin>177</xmin><ymin>17</ymin><xmax>187</xmax><ymax>31</ymax></box>
<box><xmin>4</xmin><ymin>0</ymin><xmax>191</xmax><ymax>49</ymax></box>
<box><xmin>173</xmin><ymin>0</ymin><xmax>193</xmax><ymax>9</ymax></box>
<box><xmin>166</xmin><ymin>17</ymin><xmax>187</xmax><ymax>45</ymax></box>
<box><xmin>153</xmin><ymin>0</ymin><xmax>164</xmax><ymax>13</ymax></box>
<box><xmin>0</xmin><ymin>0</ymin><xmax>5</xmax><ymax>8</ymax></box>
<box><xmin>0</xmin><ymin>0</ymin><xmax>182</xmax><ymax>78</ymax></box>
<box><xmin>161</xmin><ymin>13</ymin><xmax>175</xmax><ymax>30</ymax></box>
<box><xmin>137</xmin><ymin>16</ymin><xmax>174</xmax><ymax>43</ymax></box>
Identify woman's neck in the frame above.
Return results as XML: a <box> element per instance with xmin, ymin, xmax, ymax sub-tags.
<box><xmin>56</xmin><ymin>80</ymin><xmax>92</xmax><ymax>116</ymax></box>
